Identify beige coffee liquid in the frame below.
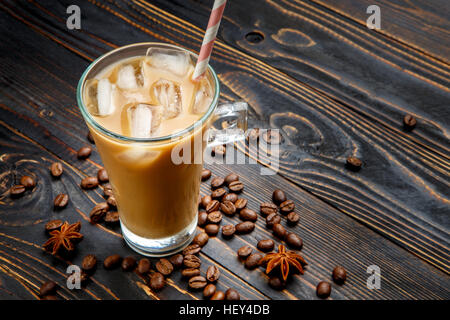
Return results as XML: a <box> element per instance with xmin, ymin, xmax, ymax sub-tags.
<box><xmin>84</xmin><ymin>53</ymin><xmax>214</xmax><ymax>239</ymax></box>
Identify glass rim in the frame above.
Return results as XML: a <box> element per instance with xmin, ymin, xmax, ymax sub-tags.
<box><xmin>76</xmin><ymin>42</ymin><xmax>220</xmax><ymax>143</ymax></box>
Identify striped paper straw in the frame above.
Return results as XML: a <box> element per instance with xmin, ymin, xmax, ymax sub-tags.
<box><xmin>192</xmin><ymin>0</ymin><xmax>227</xmax><ymax>81</ymax></box>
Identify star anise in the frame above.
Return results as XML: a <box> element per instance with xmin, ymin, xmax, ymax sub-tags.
<box><xmin>260</xmin><ymin>244</ymin><xmax>307</xmax><ymax>281</ymax></box>
<box><xmin>43</xmin><ymin>221</ymin><xmax>83</xmax><ymax>255</ymax></box>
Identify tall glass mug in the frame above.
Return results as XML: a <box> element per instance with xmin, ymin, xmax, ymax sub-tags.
<box><xmin>77</xmin><ymin>43</ymin><xmax>246</xmax><ymax>256</ymax></box>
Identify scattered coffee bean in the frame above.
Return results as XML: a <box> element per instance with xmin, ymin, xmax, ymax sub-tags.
<box><xmin>346</xmin><ymin>156</ymin><xmax>362</xmax><ymax>171</ymax></box>
<box><xmin>97</xmin><ymin>168</ymin><xmax>109</xmax><ymax>183</ymax></box>
<box><xmin>106</xmin><ymin>196</ymin><xmax>117</xmax><ymax>208</ymax></box>
<box><xmin>285</xmin><ymin>233</ymin><xmax>303</xmax><ymax>250</ymax></box>
<box><xmin>198</xmin><ymin>211</ymin><xmax>208</xmax><ymax>227</ymax></box>
<box><xmin>87</xmin><ymin>131</ymin><xmax>95</xmax><ymax>144</ymax></box>
<box><xmin>206</xmin><ymin>265</ymin><xmax>220</xmax><ymax>282</ymax></box>
<box><xmin>201</xmin><ymin>169</ymin><xmax>212</xmax><ymax>181</ymax></box>
<box><xmin>262</xmin><ymin>129</ymin><xmax>282</xmax><ymax>145</ymax></box>
<box><xmin>169</xmin><ymin>254</ymin><xmax>184</xmax><ymax>269</ymax></box>
<box><xmin>237</xmin><ymin>246</ymin><xmax>253</xmax><ymax>259</ymax></box>
<box><xmin>156</xmin><ymin>258</ymin><xmax>173</xmax><ymax>276</ymax></box>
<box><xmin>287</xmin><ymin>212</ymin><xmax>300</xmax><ymax>225</ymax></box>
<box><xmin>269</xmin><ymin>276</ymin><xmax>285</xmax><ymax>290</ymax></box>
<box><xmin>50</xmin><ymin>162</ymin><xmax>63</xmax><ymax>178</ymax></box>
<box><xmin>10</xmin><ymin>185</ymin><xmax>25</xmax><ymax>198</ymax></box>
<box><xmin>53</xmin><ymin>193</ymin><xmax>69</xmax><ymax>209</ymax></box>
<box><xmin>104</xmin><ymin>211</ymin><xmax>119</xmax><ymax>224</ymax></box>
<box><xmin>41</xmin><ymin>295</ymin><xmax>58</xmax><ymax>300</ymax></box>
<box><xmin>45</xmin><ymin>219</ymin><xmax>63</xmax><ymax>232</ymax></box>
<box><xmin>89</xmin><ymin>202</ymin><xmax>109</xmax><ymax>223</ymax></box>
<box><xmin>203</xmin><ymin>283</ymin><xmax>216</xmax><ymax>299</ymax></box>
<box><xmin>221</xmin><ymin>224</ymin><xmax>235</xmax><ymax>238</ymax></box>
<box><xmin>207</xmin><ymin>211</ymin><xmax>222</xmax><ymax>224</ymax></box>
<box><xmin>211</xmin><ymin>290</ymin><xmax>225</xmax><ymax>300</ymax></box>
<box><xmin>182</xmin><ymin>244</ymin><xmax>201</xmax><ymax>256</ymax></box>
<box><xmin>272</xmin><ymin>189</ymin><xmax>286</xmax><ymax>205</ymax></box>
<box><xmin>245</xmin><ymin>253</ymin><xmax>263</xmax><ymax>269</ymax></box>
<box><xmin>260</xmin><ymin>202</ymin><xmax>277</xmax><ymax>216</ymax></box>
<box><xmin>222</xmin><ymin>193</ymin><xmax>238</xmax><ymax>203</ymax></box>
<box><xmin>39</xmin><ymin>281</ymin><xmax>57</xmax><ymax>297</ymax></box>
<box><xmin>149</xmin><ymin>272</ymin><xmax>165</xmax><ymax>291</ymax></box>
<box><xmin>122</xmin><ymin>256</ymin><xmax>136</xmax><ymax>271</ymax></box>
<box><xmin>81</xmin><ymin>254</ymin><xmax>97</xmax><ymax>273</ymax></box>
<box><xmin>212</xmin><ymin>188</ymin><xmax>226</xmax><ymax>199</ymax></box>
<box><xmin>201</xmin><ymin>195</ymin><xmax>212</xmax><ymax>209</ymax></box>
<box><xmin>77</xmin><ymin>146</ymin><xmax>92</xmax><ymax>159</ymax></box>
<box><xmin>225</xmin><ymin>288</ymin><xmax>240</xmax><ymax>300</ymax></box>
<box><xmin>332</xmin><ymin>266</ymin><xmax>347</xmax><ymax>285</ymax></box>
<box><xmin>189</xmin><ymin>276</ymin><xmax>207</xmax><ymax>290</ymax></box>
<box><xmin>247</xmin><ymin>128</ymin><xmax>260</xmax><ymax>141</ymax></box>
<box><xmin>234</xmin><ymin>198</ymin><xmax>247</xmax><ymax>211</ymax></box>
<box><xmin>206</xmin><ymin>200</ymin><xmax>220</xmax><ymax>213</ymax></box>
<box><xmin>224</xmin><ymin>173</ymin><xmax>239</xmax><ymax>186</ymax></box>
<box><xmin>20</xmin><ymin>176</ymin><xmax>36</xmax><ymax>189</ymax></box>
<box><xmin>80</xmin><ymin>176</ymin><xmax>99</xmax><ymax>189</ymax></box>
<box><xmin>183</xmin><ymin>255</ymin><xmax>201</xmax><ymax>268</ymax></box>
<box><xmin>279</xmin><ymin>200</ymin><xmax>295</xmax><ymax>214</ymax></box>
<box><xmin>239</xmin><ymin>208</ymin><xmax>258</xmax><ymax>222</ymax></box>
<box><xmin>257</xmin><ymin>239</ymin><xmax>274</xmax><ymax>252</ymax></box>
<box><xmin>204</xmin><ymin>224</ymin><xmax>220</xmax><ymax>236</ymax></box>
<box><xmin>220</xmin><ymin>201</ymin><xmax>236</xmax><ymax>216</ymax></box>
<box><xmin>211</xmin><ymin>177</ymin><xmax>224</xmax><ymax>189</ymax></box>
<box><xmin>181</xmin><ymin>268</ymin><xmax>200</xmax><ymax>278</ymax></box>
<box><xmin>235</xmin><ymin>221</ymin><xmax>255</xmax><ymax>234</ymax></box>
<box><xmin>104</xmin><ymin>254</ymin><xmax>122</xmax><ymax>269</ymax></box>
<box><xmin>137</xmin><ymin>258</ymin><xmax>151</xmax><ymax>274</ymax></box>
<box><xmin>212</xmin><ymin>145</ymin><xmax>226</xmax><ymax>156</ymax></box>
<box><xmin>228</xmin><ymin>181</ymin><xmax>244</xmax><ymax>193</ymax></box>
<box><xmin>193</xmin><ymin>232</ymin><xmax>209</xmax><ymax>247</ymax></box>
<box><xmin>266</xmin><ymin>213</ymin><xmax>281</xmax><ymax>229</ymax></box>
<box><xmin>272</xmin><ymin>223</ymin><xmax>287</xmax><ymax>239</ymax></box>
<box><xmin>316</xmin><ymin>281</ymin><xmax>331</xmax><ymax>299</ymax></box>
<box><xmin>103</xmin><ymin>184</ymin><xmax>113</xmax><ymax>198</ymax></box>
<box><xmin>403</xmin><ymin>114</ymin><xmax>417</xmax><ymax>130</ymax></box>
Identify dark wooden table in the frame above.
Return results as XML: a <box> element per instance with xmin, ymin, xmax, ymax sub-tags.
<box><xmin>0</xmin><ymin>0</ymin><xmax>449</xmax><ymax>300</ymax></box>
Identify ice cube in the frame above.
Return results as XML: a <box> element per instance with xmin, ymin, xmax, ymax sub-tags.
<box><xmin>151</xmin><ymin>79</ymin><xmax>182</xmax><ymax>119</ymax></box>
<box><xmin>84</xmin><ymin>78</ymin><xmax>115</xmax><ymax>116</ymax></box>
<box><xmin>121</xmin><ymin>103</ymin><xmax>163</xmax><ymax>138</ymax></box>
<box><xmin>116</xmin><ymin>147</ymin><xmax>160</xmax><ymax>166</ymax></box>
<box><xmin>117</xmin><ymin>65</ymin><xmax>138</xmax><ymax>89</ymax></box>
<box><xmin>190</xmin><ymin>77</ymin><xmax>213</xmax><ymax>114</ymax></box>
<box><xmin>146</xmin><ymin>48</ymin><xmax>192</xmax><ymax>77</ymax></box>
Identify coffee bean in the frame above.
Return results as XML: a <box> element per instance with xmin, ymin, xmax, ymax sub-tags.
<box><xmin>81</xmin><ymin>254</ymin><xmax>97</xmax><ymax>272</ymax></box>
<box><xmin>316</xmin><ymin>281</ymin><xmax>331</xmax><ymax>299</ymax></box>
<box><xmin>53</xmin><ymin>193</ymin><xmax>69</xmax><ymax>209</ymax></box>
<box><xmin>183</xmin><ymin>255</ymin><xmax>201</xmax><ymax>268</ymax></box>
<box><xmin>257</xmin><ymin>239</ymin><xmax>274</xmax><ymax>252</ymax></box>
<box><xmin>201</xmin><ymin>169</ymin><xmax>212</xmax><ymax>181</ymax></box>
<box><xmin>198</xmin><ymin>194</ymin><xmax>202</xmax><ymax>207</ymax></box>
<box><xmin>272</xmin><ymin>189</ymin><xmax>286</xmax><ymax>205</ymax></box>
<box><xmin>89</xmin><ymin>202</ymin><xmax>109</xmax><ymax>223</ymax></box>
<box><xmin>20</xmin><ymin>176</ymin><xmax>36</xmax><ymax>189</ymax></box>
<box><xmin>211</xmin><ymin>176</ymin><xmax>224</xmax><ymax>189</ymax></box>
<box><xmin>10</xmin><ymin>185</ymin><xmax>25</xmax><ymax>198</ymax></box>
<box><xmin>206</xmin><ymin>200</ymin><xmax>220</xmax><ymax>213</ymax></box>
<box><xmin>207</xmin><ymin>211</ymin><xmax>222</xmax><ymax>224</ymax></box>
<box><xmin>87</xmin><ymin>131</ymin><xmax>95</xmax><ymax>144</ymax></box>
<box><xmin>247</xmin><ymin>128</ymin><xmax>260</xmax><ymax>141</ymax></box>
<box><xmin>104</xmin><ymin>254</ymin><xmax>122</xmax><ymax>269</ymax></box>
<box><xmin>169</xmin><ymin>254</ymin><xmax>183</xmax><ymax>269</ymax></box>
<box><xmin>279</xmin><ymin>200</ymin><xmax>295</xmax><ymax>214</ymax></box>
<box><xmin>103</xmin><ymin>184</ymin><xmax>113</xmax><ymax>198</ymax></box>
<box><xmin>204</xmin><ymin>224</ymin><xmax>220</xmax><ymax>236</ymax></box>
<box><xmin>97</xmin><ymin>168</ymin><xmax>109</xmax><ymax>183</ymax></box>
<box><xmin>234</xmin><ymin>198</ymin><xmax>248</xmax><ymax>210</ymax></box>
<box><xmin>106</xmin><ymin>196</ymin><xmax>117</xmax><ymax>208</ymax></box>
<box><xmin>235</xmin><ymin>221</ymin><xmax>255</xmax><ymax>234</ymax></box>
<box><xmin>266</xmin><ymin>213</ymin><xmax>281</xmax><ymax>229</ymax></box>
<box><xmin>212</xmin><ymin>145</ymin><xmax>226</xmax><ymax>156</ymax></box>
<box><xmin>224</xmin><ymin>173</ymin><xmax>239</xmax><ymax>186</ymax></box>
<box><xmin>239</xmin><ymin>208</ymin><xmax>258</xmax><ymax>222</ymax></box>
<box><xmin>269</xmin><ymin>276</ymin><xmax>285</xmax><ymax>290</ymax></box>
<box><xmin>346</xmin><ymin>156</ymin><xmax>362</xmax><ymax>171</ymax></box>
<box><xmin>149</xmin><ymin>272</ymin><xmax>165</xmax><ymax>291</ymax></box>
<box><xmin>41</xmin><ymin>295</ymin><xmax>58</xmax><ymax>300</ymax></box>
<box><xmin>287</xmin><ymin>212</ymin><xmax>300</xmax><ymax>226</ymax></box>
<box><xmin>77</xmin><ymin>146</ymin><xmax>92</xmax><ymax>159</ymax></box>
<box><xmin>45</xmin><ymin>219</ymin><xmax>63</xmax><ymax>232</ymax></box>
<box><xmin>104</xmin><ymin>211</ymin><xmax>119</xmax><ymax>224</ymax></box>
<box><xmin>203</xmin><ymin>283</ymin><xmax>216</xmax><ymax>299</ymax></box>
<box><xmin>273</xmin><ymin>223</ymin><xmax>287</xmax><ymax>239</ymax></box>
<box><xmin>262</xmin><ymin>129</ymin><xmax>282</xmax><ymax>145</ymax></box>
<box><xmin>50</xmin><ymin>162</ymin><xmax>63</xmax><ymax>178</ymax></box>
<box><xmin>206</xmin><ymin>265</ymin><xmax>220</xmax><ymax>282</ymax></box>
<box><xmin>39</xmin><ymin>281</ymin><xmax>57</xmax><ymax>297</ymax></box>
<box><xmin>122</xmin><ymin>256</ymin><xmax>136</xmax><ymax>271</ymax></box>
<box><xmin>211</xmin><ymin>290</ymin><xmax>225</xmax><ymax>300</ymax></box>
<box><xmin>193</xmin><ymin>232</ymin><xmax>209</xmax><ymax>247</ymax></box>
<box><xmin>260</xmin><ymin>202</ymin><xmax>277</xmax><ymax>216</ymax></box>
<box><xmin>80</xmin><ymin>176</ymin><xmax>99</xmax><ymax>189</ymax></box>
<box><xmin>198</xmin><ymin>211</ymin><xmax>208</xmax><ymax>226</ymax></box>
<box><xmin>211</xmin><ymin>188</ymin><xmax>226</xmax><ymax>199</ymax></box>
<box><xmin>182</xmin><ymin>244</ymin><xmax>202</xmax><ymax>256</ymax></box>
<box><xmin>221</xmin><ymin>224</ymin><xmax>235</xmax><ymax>238</ymax></box>
<box><xmin>181</xmin><ymin>268</ymin><xmax>200</xmax><ymax>278</ymax></box>
<box><xmin>201</xmin><ymin>195</ymin><xmax>212</xmax><ymax>209</ymax></box>
<box><xmin>220</xmin><ymin>201</ymin><xmax>236</xmax><ymax>216</ymax></box>
<box><xmin>228</xmin><ymin>181</ymin><xmax>244</xmax><ymax>193</ymax></box>
<box><xmin>245</xmin><ymin>253</ymin><xmax>263</xmax><ymax>269</ymax></box>
<box><xmin>156</xmin><ymin>258</ymin><xmax>173</xmax><ymax>276</ymax></box>
<box><xmin>285</xmin><ymin>233</ymin><xmax>303</xmax><ymax>250</ymax></box>
<box><xmin>137</xmin><ymin>258</ymin><xmax>151</xmax><ymax>274</ymax></box>
<box><xmin>332</xmin><ymin>266</ymin><xmax>347</xmax><ymax>285</ymax></box>
<box><xmin>189</xmin><ymin>276</ymin><xmax>207</xmax><ymax>290</ymax></box>
<box><xmin>403</xmin><ymin>114</ymin><xmax>417</xmax><ymax>130</ymax></box>
<box><xmin>237</xmin><ymin>246</ymin><xmax>253</xmax><ymax>259</ymax></box>
<box><xmin>225</xmin><ymin>288</ymin><xmax>240</xmax><ymax>300</ymax></box>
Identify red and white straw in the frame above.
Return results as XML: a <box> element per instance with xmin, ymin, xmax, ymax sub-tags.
<box><xmin>192</xmin><ymin>0</ymin><xmax>227</xmax><ymax>81</ymax></box>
